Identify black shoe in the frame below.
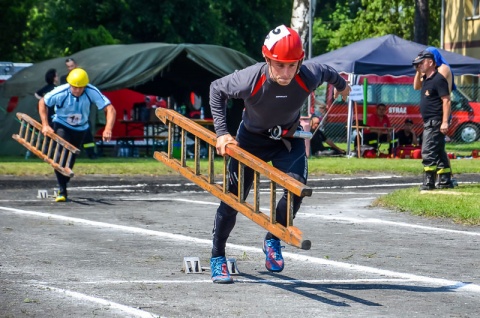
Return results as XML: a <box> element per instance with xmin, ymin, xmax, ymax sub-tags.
<box><xmin>437</xmin><ymin>173</ymin><xmax>454</xmax><ymax>189</ymax></box>
<box><xmin>419</xmin><ymin>184</ymin><xmax>436</xmax><ymax>191</ymax></box>
<box><xmin>437</xmin><ymin>181</ymin><xmax>454</xmax><ymax>189</ymax></box>
<box><xmin>87</xmin><ymin>152</ymin><xmax>98</xmax><ymax>159</ymax></box>
<box><xmin>420</xmin><ymin>170</ymin><xmax>436</xmax><ymax>191</ymax></box>
<box><xmin>85</xmin><ymin>147</ymin><xmax>98</xmax><ymax>159</ymax></box>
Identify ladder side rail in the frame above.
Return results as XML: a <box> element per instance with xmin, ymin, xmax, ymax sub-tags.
<box><xmin>15</xmin><ymin>113</ymin><xmax>80</xmax><ymax>154</ymax></box>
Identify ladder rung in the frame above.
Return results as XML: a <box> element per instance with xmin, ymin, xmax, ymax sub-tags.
<box><xmin>153</xmin><ymin>108</ymin><xmax>312</xmax><ymax>250</ymax></box>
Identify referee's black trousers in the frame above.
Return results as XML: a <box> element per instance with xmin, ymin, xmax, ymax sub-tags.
<box><xmin>421</xmin><ymin>119</ymin><xmax>450</xmax><ymax>171</ymax></box>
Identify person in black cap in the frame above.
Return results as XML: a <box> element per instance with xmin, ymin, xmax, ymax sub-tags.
<box><xmin>414</xmin><ymin>47</ymin><xmax>454</xmax><ymax>93</ymax></box>
<box><xmin>412</xmin><ymin>49</ymin><xmax>454</xmax><ymax>190</ymax></box>
<box><xmin>395</xmin><ymin>118</ymin><xmax>418</xmax><ymax>147</ymax></box>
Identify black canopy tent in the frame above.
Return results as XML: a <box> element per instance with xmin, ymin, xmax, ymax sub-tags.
<box><xmin>310</xmin><ymin>34</ymin><xmax>480</xmax><ymax>153</ymax></box>
<box><xmin>310</xmin><ymin>34</ymin><xmax>480</xmax><ymax>76</ymax></box>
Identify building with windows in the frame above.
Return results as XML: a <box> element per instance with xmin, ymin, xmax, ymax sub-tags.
<box><xmin>444</xmin><ymin>0</ymin><xmax>480</xmax><ymax>56</ymax></box>
<box><xmin>443</xmin><ymin>0</ymin><xmax>480</xmax><ymax>94</ymax></box>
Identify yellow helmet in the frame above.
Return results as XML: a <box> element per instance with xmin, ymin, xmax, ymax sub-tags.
<box><xmin>66</xmin><ymin>68</ymin><xmax>89</xmax><ymax>87</ymax></box>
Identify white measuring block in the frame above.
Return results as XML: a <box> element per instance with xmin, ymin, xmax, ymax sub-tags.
<box><xmin>37</xmin><ymin>189</ymin><xmax>49</xmax><ymax>199</ymax></box>
<box><xmin>183</xmin><ymin>257</ymin><xmax>202</xmax><ymax>274</ymax></box>
<box><xmin>227</xmin><ymin>258</ymin><xmax>240</xmax><ymax>275</ymax></box>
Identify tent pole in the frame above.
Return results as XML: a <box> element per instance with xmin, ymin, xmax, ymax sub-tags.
<box><xmin>346</xmin><ymin>73</ymin><xmax>355</xmax><ymax>157</ymax></box>
<box><xmin>307</xmin><ymin>0</ymin><xmax>313</xmax><ymax>115</ymax></box>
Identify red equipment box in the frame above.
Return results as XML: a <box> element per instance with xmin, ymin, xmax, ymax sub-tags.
<box><xmin>395</xmin><ymin>146</ymin><xmax>421</xmax><ymax>159</ymax></box>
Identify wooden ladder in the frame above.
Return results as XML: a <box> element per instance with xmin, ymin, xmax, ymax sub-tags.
<box><xmin>12</xmin><ymin>113</ymin><xmax>81</xmax><ymax>177</ymax></box>
<box><xmin>153</xmin><ymin>108</ymin><xmax>312</xmax><ymax>250</ymax></box>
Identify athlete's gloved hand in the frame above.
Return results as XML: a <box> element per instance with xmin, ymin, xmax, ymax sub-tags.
<box><xmin>216</xmin><ymin>133</ymin><xmax>238</xmax><ymax>156</ymax></box>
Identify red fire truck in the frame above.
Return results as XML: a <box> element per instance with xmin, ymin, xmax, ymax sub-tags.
<box><xmin>324</xmin><ymin>75</ymin><xmax>480</xmax><ymax>143</ymax></box>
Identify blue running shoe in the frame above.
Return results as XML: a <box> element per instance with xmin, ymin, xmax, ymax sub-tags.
<box><xmin>263</xmin><ymin>238</ymin><xmax>284</xmax><ymax>272</ymax></box>
<box><xmin>210</xmin><ymin>256</ymin><xmax>233</xmax><ymax>284</ymax></box>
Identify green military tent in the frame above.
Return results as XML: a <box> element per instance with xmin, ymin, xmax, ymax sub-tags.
<box><xmin>0</xmin><ymin>43</ymin><xmax>257</xmax><ymax>155</ymax></box>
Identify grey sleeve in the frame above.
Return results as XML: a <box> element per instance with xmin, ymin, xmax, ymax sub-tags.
<box><xmin>302</xmin><ymin>61</ymin><xmax>347</xmax><ymax>92</ymax></box>
<box><xmin>210</xmin><ymin>77</ymin><xmax>231</xmax><ymax>137</ymax></box>
<box><xmin>321</xmin><ymin>64</ymin><xmax>347</xmax><ymax>91</ymax></box>
<box><xmin>210</xmin><ymin>67</ymin><xmax>257</xmax><ymax>137</ymax></box>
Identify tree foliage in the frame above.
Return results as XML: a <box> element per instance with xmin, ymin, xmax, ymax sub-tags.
<box><xmin>0</xmin><ymin>0</ymin><xmax>38</xmax><ymax>61</ymax></box>
<box><xmin>0</xmin><ymin>0</ymin><xmax>439</xmax><ymax>63</ymax></box>
<box><xmin>0</xmin><ymin>0</ymin><xmax>293</xmax><ymax>62</ymax></box>
<box><xmin>312</xmin><ymin>0</ymin><xmax>441</xmax><ymax>56</ymax></box>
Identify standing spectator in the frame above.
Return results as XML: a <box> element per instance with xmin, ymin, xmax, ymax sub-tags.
<box><xmin>61</xmin><ymin>57</ymin><xmax>98</xmax><ymax>159</ymax></box>
<box><xmin>414</xmin><ymin>47</ymin><xmax>455</xmax><ymax>93</ymax></box>
<box><xmin>60</xmin><ymin>58</ymin><xmax>78</xmax><ymax>84</ymax></box>
<box><xmin>35</xmin><ymin>68</ymin><xmax>59</xmax><ymax>127</ymax></box>
<box><xmin>363</xmin><ymin>103</ymin><xmax>393</xmax><ymax>154</ymax></box>
<box><xmin>38</xmin><ymin>68</ymin><xmax>116</xmax><ymax>202</ymax></box>
<box><xmin>412</xmin><ymin>50</ymin><xmax>453</xmax><ymax>190</ymax></box>
<box><xmin>208</xmin><ymin>25</ymin><xmax>350</xmax><ymax>283</ymax></box>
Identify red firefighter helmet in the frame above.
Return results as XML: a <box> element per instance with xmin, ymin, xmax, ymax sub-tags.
<box><xmin>262</xmin><ymin>25</ymin><xmax>305</xmax><ymax>63</ymax></box>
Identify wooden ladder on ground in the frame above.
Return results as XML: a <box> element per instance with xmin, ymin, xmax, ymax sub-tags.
<box><xmin>153</xmin><ymin>108</ymin><xmax>312</xmax><ymax>250</ymax></box>
<box><xmin>12</xmin><ymin>113</ymin><xmax>81</xmax><ymax>177</ymax></box>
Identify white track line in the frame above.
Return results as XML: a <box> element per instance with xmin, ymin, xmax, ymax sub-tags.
<box><xmin>33</xmin><ymin>278</ymin><xmax>416</xmax><ymax>285</ymax></box>
<box><xmin>60</xmin><ymin>197</ymin><xmax>480</xmax><ymax>237</ymax></box>
<box><xmin>34</xmin><ymin>285</ymin><xmax>160</xmax><ymax>318</ymax></box>
<box><xmin>299</xmin><ymin>212</ymin><xmax>480</xmax><ymax>237</ymax></box>
<box><xmin>1</xmin><ymin>206</ymin><xmax>479</xmax><ymax>294</ymax></box>
<box><xmin>310</xmin><ymin>183</ymin><xmax>419</xmax><ymax>189</ymax></box>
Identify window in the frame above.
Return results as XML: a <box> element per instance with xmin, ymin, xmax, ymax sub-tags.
<box><xmin>451</xmin><ymin>89</ymin><xmax>472</xmax><ymax>111</ymax></box>
<box><xmin>378</xmin><ymin>84</ymin><xmax>421</xmax><ymax>105</ymax></box>
<box><xmin>468</xmin><ymin>0</ymin><xmax>480</xmax><ymax>18</ymax></box>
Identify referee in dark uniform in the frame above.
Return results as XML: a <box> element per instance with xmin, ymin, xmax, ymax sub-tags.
<box><xmin>412</xmin><ymin>50</ymin><xmax>454</xmax><ymax>190</ymax></box>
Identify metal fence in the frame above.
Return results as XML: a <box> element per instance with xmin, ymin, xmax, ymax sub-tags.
<box><xmin>310</xmin><ymin>83</ymin><xmax>480</xmax><ymax>145</ymax></box>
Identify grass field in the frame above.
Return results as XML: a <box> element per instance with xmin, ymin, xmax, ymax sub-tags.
<box><xmin>0</xmin><ymin>140</ymin><xmax>479</xmax><ymax>225</ymax></box>
<box><xmin>1</xmin><ymin>155</ymin><xmax>479</xmax><ymax>176</ymax></box>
